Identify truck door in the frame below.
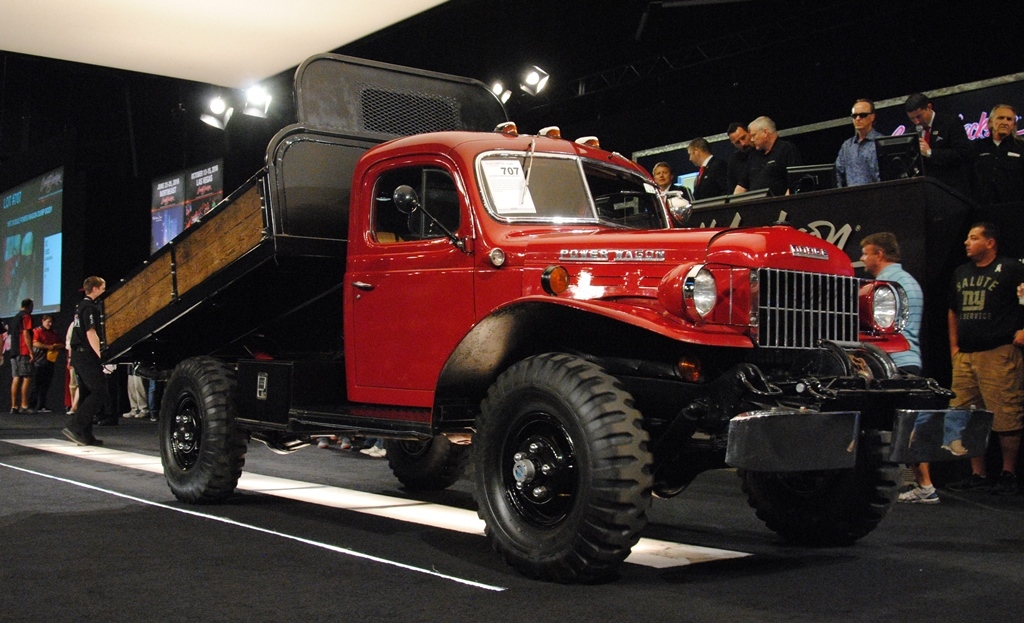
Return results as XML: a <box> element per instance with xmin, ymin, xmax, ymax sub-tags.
<box><xmin>346</xmin><ymin>160</ymin><xmax>475</xmax><ymax>406</ymax></box>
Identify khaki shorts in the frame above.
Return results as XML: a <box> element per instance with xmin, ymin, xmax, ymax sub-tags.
<box><xmin>950</xmin><ymin>344</ymin><xmax>1024</xmax><ymax>433</ymax></box>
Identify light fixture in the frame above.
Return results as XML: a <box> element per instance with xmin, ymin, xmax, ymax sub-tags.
<box><xmin>494</xmin><ymin>121</ymin><xmax>518</xmax><ymax>136</ymax></box>
<box><xmin>243</xmin><ymin>85</ymin><xmax>272</xmax><ymax>118</ymax></box>
<box><xmin>200</xmin><ymin>96</ymin><xmax>233</xmax><ymax>129</ymax></box>
<box><xmin>519</xmin><ymin>66</ymin><xmax>549</xmax><ymax>96</ymax></box>
<box><xmin>491</xmin><ymin>81</ymin><xmax>512</xmax><ymax>104</ymax></box>
<box><xmin>209</xmin><ymin>97</ymin><xmax>227</xmax><ymax>115</ymax></box>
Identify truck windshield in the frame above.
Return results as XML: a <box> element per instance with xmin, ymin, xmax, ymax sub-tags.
<box><xmin>477</xmin><ymin>153</ymin><xmax>667</xmax><ymax>229</ymax></box>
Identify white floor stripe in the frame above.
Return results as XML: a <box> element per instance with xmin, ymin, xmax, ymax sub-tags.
<box><xmin>0</xmin><ymin>459</ymin><xmax>506</xmax><ymax>592</ymax></box>
<box><xmin>3</xmin><ymin>438</ymin><xmax>751</xmax><ymax>568</ymax></box>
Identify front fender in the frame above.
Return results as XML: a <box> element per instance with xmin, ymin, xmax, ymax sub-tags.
<box><xmin>502</xmin><ymin>295</ymin><xmax>756</xmax><ymax>348</ymax></box>
<box><xmin>432</xmin><ymin>297</ymin><xmax>752</xmax><ymax>421</ymax></box>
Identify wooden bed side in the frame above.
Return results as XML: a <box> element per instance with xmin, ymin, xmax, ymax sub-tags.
<box><xmin>103</xmin><ymin>252</ymin><xmax>174</xmax><ymax>346</ymax></box>
<box><xmin>103</xmin><ymin>185</ymin><xmax>265</xmax><ymax>349</ymax></box>
<box><xmin>175</xmin><ymin>185</ymin><xmax>266</xmax><ymax>297</ymax></box>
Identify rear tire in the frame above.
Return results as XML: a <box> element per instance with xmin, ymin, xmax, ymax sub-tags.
<box><xmin>473</xmin><ymin>353</ymin><xmax>652</xmax><ymax>583</ymax></box>
<box><xmin>384</xmin><ymin>436</ymin><xmax>468</xmax><ymax>490</ymax></box>
<box><xmin>159</xmin><ymin>357</ymin><xmax>247</xmax><ymax>504</ymax></box>
<box><xmin>740</xmin><ymin>429</ymin><xmax>898</xmax><ymax>545</ymax></box>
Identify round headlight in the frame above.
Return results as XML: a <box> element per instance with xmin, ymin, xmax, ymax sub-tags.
<box><xmin>684</xmin><ymin>266</ymin><xmax>717</xmax><ymax>319</ymax></box>
<box><xmin>895</xmin><ymin>284</ymin><xmax>910</xmax><ymax>331</ymax></box>
<box><xmin>872</xmin><ymin>284</ymin><xmax>898</xmax><ymax>329</ymax></box>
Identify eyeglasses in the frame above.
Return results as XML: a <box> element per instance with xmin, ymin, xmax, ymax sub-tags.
<box><xmin>850</xmin><ymin>112</ymin><xmax>873</xmax><ymax>119</ymax></box>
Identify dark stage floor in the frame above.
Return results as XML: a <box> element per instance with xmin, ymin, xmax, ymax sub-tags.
<box><xmin>2</xmin><ymin>411</ymin><xmax>1022</xmax><ymax>623</ymax></box>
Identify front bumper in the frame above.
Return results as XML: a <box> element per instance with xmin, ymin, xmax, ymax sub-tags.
<box><xmin>725</xmin><ymin>407</ymin><xmax>993</xmax><ymax>472</ymax></box>
<box><xmin>726</xmin><ymin>409</ymin><xmax>861</xmax><ymax>472</ymax></box>
<box><xmin>889</xmin><ymin>408</ymin><xmax>993</xmax><ymax>464</ymax></box>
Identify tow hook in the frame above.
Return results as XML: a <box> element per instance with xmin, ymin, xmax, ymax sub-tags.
<box><xmin>926</xmin><ymin>377</ymin><xmax>955</xmax><ymax>399</ymax></box>
<box><xmin>736</xmin><ymin>364</ymin><xmax>782</xmax><ymax>396</ymax></box>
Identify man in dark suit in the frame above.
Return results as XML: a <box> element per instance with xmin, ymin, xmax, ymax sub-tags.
<box><xmin>726</xmin><ymin>122</ymin><xmax>754</xmax><ymax>194</ymax></box>
<box><xmin>687</xmin><ymin>137</ymin><xmax>729</xmax><ymax>200</ymax></box>
<box><xmin>905</xmin><ymin>92</ymin><xmax>972</xmax><ymax>196</ymax></box>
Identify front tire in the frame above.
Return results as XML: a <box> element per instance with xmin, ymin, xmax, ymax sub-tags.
<box><xmin>740</xmin><ymin>429</ymin><xmax>898</xmax><ymax>545</ymax></box>
<box><xmin>160</xmin><ymin>357</ymin><xmax>247</xmax><ymax>504</ymax></box>
<box><xmin>473</xmin><ymin>353</ymin><xmax>652</xmax><ymax>583</ymax></box>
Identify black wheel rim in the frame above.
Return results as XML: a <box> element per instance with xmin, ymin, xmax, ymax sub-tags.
<box><xmin>397</xmin><ymin>439</ymin><xmax>430</xmax><ymax>458</ymax></box>
<box><xmin>170</xmin><ymin>393</ymin><xmax>202</xmax><ymax>470</ymax></box>
<box><xmin>502</xmin><ymin>412</ymin><xmax>578</xmax><ymax>527</ymax></box>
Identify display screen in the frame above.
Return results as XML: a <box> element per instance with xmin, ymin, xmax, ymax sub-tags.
<box><xmin>1</xmin><ymin>167</ymin><xmax>63</xmax><ymax>318</ymax></box>
<box><xmin>150</xmin><ymin>159</ymin><xmax>223</xmax><ymax>254</ymax></box>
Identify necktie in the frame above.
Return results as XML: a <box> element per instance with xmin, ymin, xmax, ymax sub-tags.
<box><xmin>697</xmin><ymin>166</ymin><xmax>705</xmax><ymax>186</ymax></box>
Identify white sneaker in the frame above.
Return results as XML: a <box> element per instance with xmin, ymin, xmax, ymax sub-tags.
<box><xmin>361</xmin><ymin>446</ymin><xmax>386</xmax><ymax>458</ymax></box>
<box><xmin>898</xmin><ymin>486</ymin><xmax>939</xmax><ymax>504</ymax></box>
<box><xmin>122</xmin><ymin>409</ymin><xmax>139</xmax><ymax>419</ymax></box>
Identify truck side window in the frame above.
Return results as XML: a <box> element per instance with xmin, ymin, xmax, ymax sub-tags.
<box><xmin>372</xmin><ymin>167</ymin><xmax>460</xmax><ymax>243</ymax></box>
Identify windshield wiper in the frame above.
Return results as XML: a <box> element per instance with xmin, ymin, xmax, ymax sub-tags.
<box><xmin>520</xmin><ymin>138</ymin><xmax>536</xmax><ymax>206</ymax></box>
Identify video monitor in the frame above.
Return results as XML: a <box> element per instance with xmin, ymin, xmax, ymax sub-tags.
<box><xmin>150</xmin><ymin>159</ymin><xmax>223</xmax><ymax>254</ymax></box>
<box><xmin>1</xmin><ymin>167</ymin><xmax>63</xmax><ymax>317</ymax></box>
<box><xmin>876</xmin><ymin>135</ymin><xmax>923</xmax><ymax>181</ymax></box>
<box><xmin>787</xmin><ymin>163</ymin><xmax>836</xmax><ymax>194</ymax></box>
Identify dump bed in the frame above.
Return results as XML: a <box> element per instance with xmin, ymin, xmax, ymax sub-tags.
<box><xmin>102</xmin><ymin>54</ymin><xmax>506</xmax><ymax>366</ymax></box>
<box><xmin>102</xmin><ymin>131</ymin><xmax>364</xmax><ymax>366</ymax></box>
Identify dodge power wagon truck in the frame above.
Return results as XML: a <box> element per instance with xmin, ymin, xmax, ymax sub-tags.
<box><xmin>103</xmin><ymin>55</ymin><xmax>991</xmax><ymax>582</ymax></box>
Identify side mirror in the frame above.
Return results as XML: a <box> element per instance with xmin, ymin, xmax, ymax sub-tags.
<box><xmin>664</xmin><ymin>190</ymin><xmax>692</xmax><ymax>227</ymax></box>
<box><xmin>392</xmin><ymin>185</ymin><xmax>420</xmax><ymax>215</ymax></box>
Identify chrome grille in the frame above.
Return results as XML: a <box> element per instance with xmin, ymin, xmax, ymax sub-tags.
<box><xmin>757</xmin><ymin>268</ymin><xmax>859</xmax><ymax>348</ymax></box>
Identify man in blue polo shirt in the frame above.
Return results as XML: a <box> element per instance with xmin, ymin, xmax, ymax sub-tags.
<box><xmin>836</xmin><ymin>99</ymin><xmax>884</xmax><ymax>187</ymax></box>
<box><xmin>860</xmin><ymin>233</ymin><xmax>933</xmax><ymax>503</ymax></box>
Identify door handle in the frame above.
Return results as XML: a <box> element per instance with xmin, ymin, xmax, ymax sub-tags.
<box><xmin>352</xmin><ymin>281</ymin><xmax>375</xmax><ymax>291</ymax></box>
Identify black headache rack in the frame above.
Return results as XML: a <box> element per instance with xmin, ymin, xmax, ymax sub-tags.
<box><xmin>102</xmin><ymin>54</ymin><xmax>507</xmax><ymax>369</ymax></box>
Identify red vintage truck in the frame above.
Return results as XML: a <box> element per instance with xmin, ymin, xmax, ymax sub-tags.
<box><xmin>102</xmin><ymin>55</ymin><xmax>990</xmax><ymax>582</ymax></box>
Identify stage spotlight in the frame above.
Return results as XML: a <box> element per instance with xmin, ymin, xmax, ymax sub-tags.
<box><xmin>200</xmin><ymin>96</ymin><xmax>233</xmax><ymax>129</ymax></box>
<box><xmin>243</xmin><ymin>85</ymin><xmax>272</xmax><ymax>118</ymax></box>
<box><xmin>520</xmin><ymin>66</ymin><xmax>549</xmax><ymax>96</ymax></box>
<box><xmin>209</xmin><ymin>96</ymin><xmax>227</xmax><ymax>115</ymax></box>
<box><xmin>491</xmin><ymin>82</ymin><xmax>512</xmax><ymax>104</ymax></box>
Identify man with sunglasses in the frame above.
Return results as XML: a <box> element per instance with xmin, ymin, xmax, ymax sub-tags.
<box><xmin>836</xmin><ymin>99</ymin><xmax>884</xmax><ymax>187</ymax></box>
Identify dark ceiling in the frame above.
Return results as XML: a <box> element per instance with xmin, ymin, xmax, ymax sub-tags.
<box><xmin>0</xmin><ymin>0</ymin><xmax>1018</xmax><ymax>280</ymax></box>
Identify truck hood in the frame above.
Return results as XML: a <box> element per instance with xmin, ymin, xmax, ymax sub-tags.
<box><xmin>514</xmin><ymin>224</ymin><xmax>853</xmax><ymax>276</ymax></box>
